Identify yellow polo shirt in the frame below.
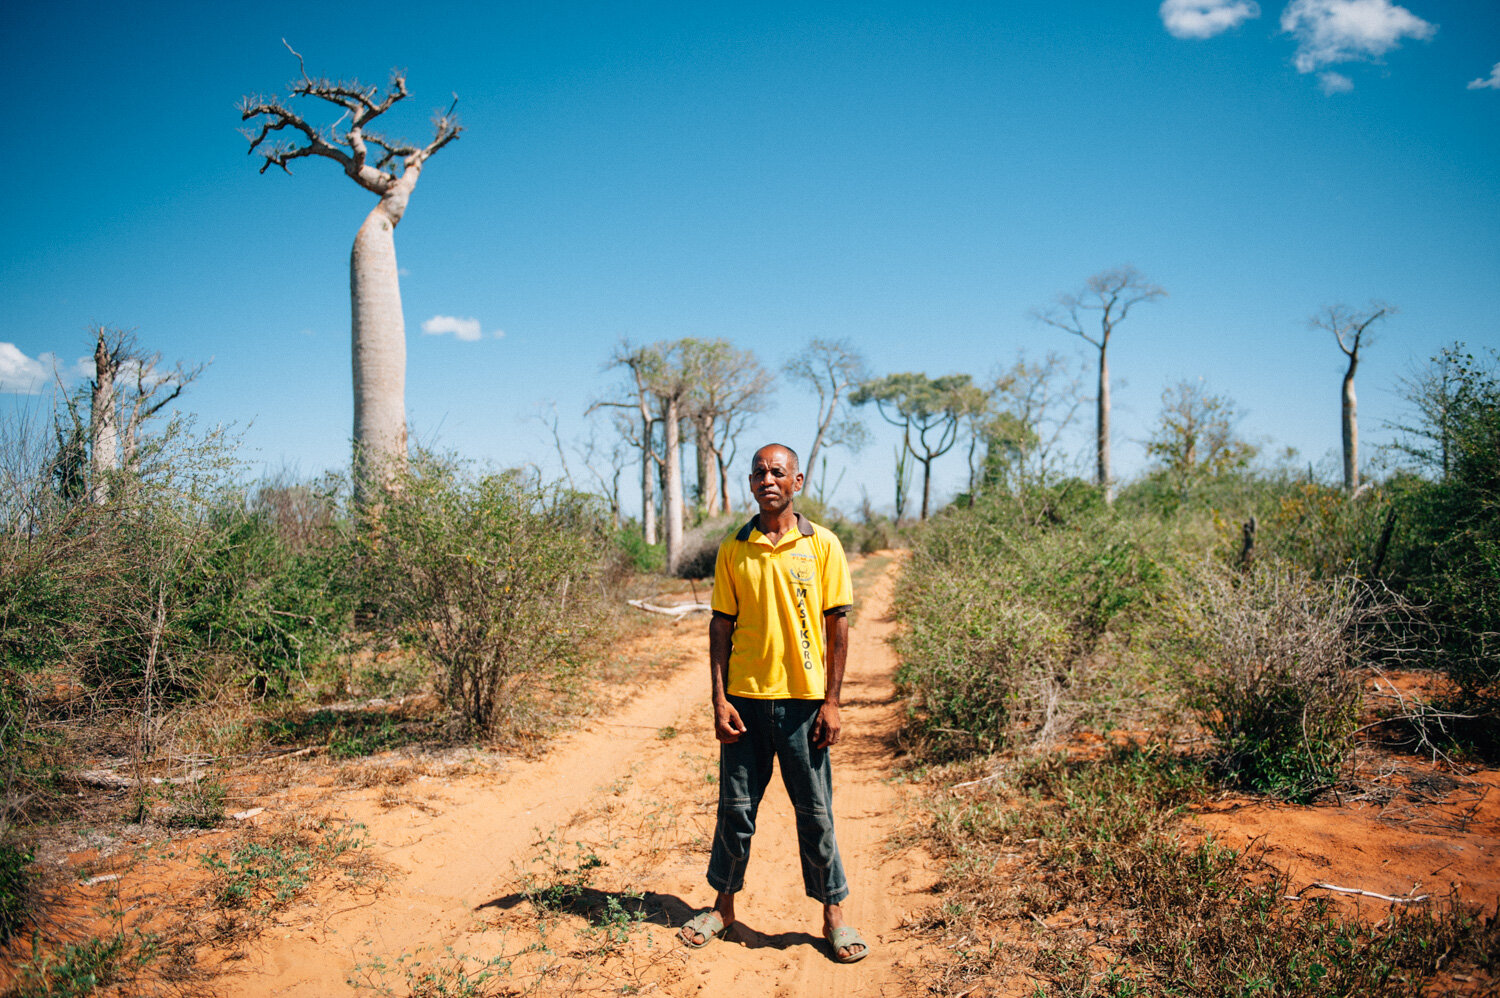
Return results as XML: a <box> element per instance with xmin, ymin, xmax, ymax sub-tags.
<box><xmin>711</xmin><ymin>512</ymin><xmax>853</xmax><ymax>700</ymax></box>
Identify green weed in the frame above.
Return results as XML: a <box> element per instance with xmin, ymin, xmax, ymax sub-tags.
<box><xmin>348</xmin><ymin>938</ymin><xmax>537</xmax><ymax>998</ymax></box>
<box><xmin>7</xmin><ymin>929</ymin><xmax>161</xmax><ymax>998</ymax></box>
<box><xmin>198</xmin><ymin>819</ymin><xmax>367</xmax><ymax>914</ymax></box>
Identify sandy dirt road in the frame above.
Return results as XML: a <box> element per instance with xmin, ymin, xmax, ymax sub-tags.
<box><xmin>218</xmin><ymin>554</ymin><xmax>941</xmax><ymax>997</ymax></box>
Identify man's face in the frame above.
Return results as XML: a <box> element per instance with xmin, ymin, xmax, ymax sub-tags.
<box><xmin>749</xmin><ymin>447</ymin><xmax>802</xmax><ymax>514</ymax></box>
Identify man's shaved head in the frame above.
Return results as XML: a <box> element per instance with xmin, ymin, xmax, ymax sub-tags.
<box><xmin>752</xmin><ymin>443</ymin><xmax>799</xmax><ymax>474</ymax></box>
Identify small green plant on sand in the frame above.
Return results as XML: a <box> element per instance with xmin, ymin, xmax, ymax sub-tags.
<box><xmin>348</xmin><ymin>938</ymin><xmax>537</xmax><ymax>998</ymax></box>
<box><xmin>516</xmin><ymin>833</ymin><xmax>605</xmax><ymax>913</ymax></box>
<box><xmin>198</xmin><ymin>819</ymin><xmax>367</xmax><ymax>913</ymax></box>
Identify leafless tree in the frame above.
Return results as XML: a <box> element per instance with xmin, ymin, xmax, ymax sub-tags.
<box><xmin>576</xmin><ymin>415</ymin><xmax>632</xmax><ymax>529</ymax></box>
<box><xmin>240</xmin><ymin>43</ymin><xmax>461</xmax><ymax>505</ymax></box>
<box><xmin>89</xmin><ymin>333</ymin><xmax>121</xmax><ymax>505</ymax></box>
<box><xmin>784</xmin><ymin>339</ymin><xmax>868</xmax><ymax>488</ymax></box>
<box><xmin>989</xmin><ymin>351</ymin><xmax>1085</xmax><ymax>488</ymax></box>
<box><xmin>1036</xmin><ymin>266</ymin><xmax>1165</xmax><ymax>503</ymax></box>
<box><xmin>86</xmin><ymin>326</ymin><xmax>203</xmax><ymax>504</ymax></box>
<box><xmin>1311</xmin><ymin>303</ymin><xmax>1392</xmax><ymax>492</ymax></box>
<box><xmin>591</xmin><ymin>341</ymin><xmax>663</xmax><ymax>545</ymax></box>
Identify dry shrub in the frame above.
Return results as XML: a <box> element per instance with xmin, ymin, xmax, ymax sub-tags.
<box><xmin>1174</xmin><ymin>563</ymin><xmax>1372</xmax><ymax>798</ymax></box>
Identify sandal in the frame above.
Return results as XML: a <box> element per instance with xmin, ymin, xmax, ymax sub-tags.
<box><xmin>824</xmin><ymin>924</ymin><xmax>870</xmax><ymax>963</ymax></box>
<box><xmin>680</xmin><ymin>909</ymin><xmax>730</xmax><ymax>949</ymax></box>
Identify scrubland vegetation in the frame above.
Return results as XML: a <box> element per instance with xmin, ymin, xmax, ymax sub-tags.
<box><xmin>889</xmin><ymin>345</ymin><xmax>1500</xmax><ymax>994</ymax></box>
<box><xmin>0</xmin><ymin>325</ymin><xmax>1495</xmax><ymax>995</ymax></box>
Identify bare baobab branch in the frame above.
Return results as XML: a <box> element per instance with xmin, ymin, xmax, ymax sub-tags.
<box><xmin>240</xmin><ymin>48</ymin><xmax>461</xmax><ymax>197</ymax></box>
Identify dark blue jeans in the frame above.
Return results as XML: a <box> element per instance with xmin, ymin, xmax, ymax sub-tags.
<box><xmin>706</xmin><ymin>695</ymin><xmax>849</xmax><ymax>905</ymax></box>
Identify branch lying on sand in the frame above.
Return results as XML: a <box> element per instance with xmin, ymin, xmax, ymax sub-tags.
<box><xmin>627</xmin><ymin>599</ymin><xmax>712</xmax><ymax>618</ymax></box>
<box><xmin>1287</xmin><ymin>882</ymin><xmax>1430</xmax><ymax>903</ymax></box>
<box><xmin>76</xmin><ymin>769</ymin><xmax>205</xmax><ymax>790</ymax></box>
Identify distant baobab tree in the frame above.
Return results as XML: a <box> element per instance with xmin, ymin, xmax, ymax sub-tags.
<box><xmin>1036</xmin><ymin>266</ymin><xmax>1166</xmax><ymax>504</ymax></box>
<box><xmin>1312</xmin><ymin>303</ymin><xmax>1393</xmax><ymax>493</ymax></box>
<box><xmin>239</xmin><ymin>43</ymin><xmax>461</xmax><ymax>504</ymax></box>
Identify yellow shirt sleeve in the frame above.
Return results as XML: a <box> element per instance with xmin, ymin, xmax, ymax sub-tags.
<box><xmin>711</xmin><ymin>539</ymin><xmax>739</xmax><ymax>618</ymax></box>
<box><xmin>820</xmin><ymin>530</ymin><xmax>853</xmax><ymax>615</ymax></box>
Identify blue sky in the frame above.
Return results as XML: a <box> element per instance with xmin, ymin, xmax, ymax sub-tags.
<box><xmin>2</xmin><ymin>0</ymin><xmax>1496</xmax><ymax>514</ymax></box>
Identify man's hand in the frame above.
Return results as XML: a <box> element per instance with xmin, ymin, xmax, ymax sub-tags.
<box><xmin>714</xmin><ymin>699</ymin><xmax>747</xmax><ymax>743</ymax></box>
<box><xmin>812</xmin><ymin>701</ymin><xmax>842</xmax><ymax>749</ymax></box>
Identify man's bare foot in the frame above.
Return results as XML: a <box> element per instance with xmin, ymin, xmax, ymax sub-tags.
<box><xmin>823</xmin><ymin>902</ymin><xmax>867</xmax><ymax>961</ymax></box>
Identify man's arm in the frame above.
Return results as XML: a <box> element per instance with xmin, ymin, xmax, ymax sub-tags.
<box><xmin>812</xmin><ymin>611</ymin><xmax>849</xmax><ymax>748</ymax></box>
<box><xmin>710</xmin><ymin>615</ymin><xmax>746</xmax><ymax>743</ymax></box>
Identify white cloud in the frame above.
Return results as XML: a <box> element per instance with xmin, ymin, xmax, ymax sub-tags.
<box><xmin>1281</xmin><ymin>0</ymin><xmax>1436</xmax><ymax>74</ymax></box>
<box><xmin>1320</xmin><ymin>70</ymin><xmax>1355</xmax><ymax>93</ymax></box>
<box><xmin>0</xmin><ymin>343</ymin><xmax>66</xmax><ymax>394</ymax></box>
<box><xmin>1468</xmin><ymin>62</ymin><xmax>1500</xmax><ymax>90</ymax></box>
<box><xmin>1160</xmin><ymin>0</ymin><xmax>1261</xmax><ymax>40</ymax></box>
<box><xmin>421</xmin><ymin>315</ymin><xmax>484</xmax><ymax>342</ymax></box>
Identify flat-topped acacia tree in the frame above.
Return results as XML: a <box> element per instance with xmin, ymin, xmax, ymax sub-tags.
<box><xmin>240</xmin><ymin>45</ymin><xmax>461</xmax><ymax>504</ymax></box>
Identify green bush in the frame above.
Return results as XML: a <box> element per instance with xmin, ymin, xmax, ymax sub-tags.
<box><xmin>363</xmin><ymin>456</ymin><xmax>613</xmax><ymax>738</ymax></box>
<box><xmin>893</xmin><ymin>486</ymin><xmax>1170</xmax><ymax>758</ymax></box>
<box><xmin>178</xmin><ymin>502</ymin><xmax>354</xmax><ymax>698</ymax></box>
<box><xmin>611</xmin><ymin>523</ymin><xmax>663</xmax><ymax>574</ymax></box>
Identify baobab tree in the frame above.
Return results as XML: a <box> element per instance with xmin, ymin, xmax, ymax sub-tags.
<box><xmin>646</xmin><ymin>341</ymin><xmax>694</xmax><ymax>572</ymax></box>
<box><xmin>591</xmin><ymin>341</ymin><xmax>664</xmax><ymax>545</ymax></box>
<box><xmin>784</xmin><ymin>338</ymin><xmax>868</xmax><ymax>490</ymax></box>
<box><xmin>1312</xmin><ymin>303</ymin><xmax>1392</xmax><ymax>493</ymax></box>
<box><xmin>681</xmin><ymin>339</ymin><xmax>770</xmax><ymax>516</ymax></box>
<box><xmin>240</xmin><ymin>45</ymin><xmax>461</xmax><ymax>504</ymax></box>
<box><xmin>1036</xmin><ymin>266</ymin><xmax>1166</xmax><ymax>503</ymax></box>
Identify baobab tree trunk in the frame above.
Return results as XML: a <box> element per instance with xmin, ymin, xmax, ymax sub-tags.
<box><xmin>1097</xmin><ymin>347</ymin><xmax>1113</xmax><ymax>503</ymax></box>
<box><xmin>351</xmin><ymin>193</ymin><xmax>411</xmax><ymax>503</ymax></box>
<box><xmin>663</xmin><ymin>399</ymin><xmax>685</xmax><ymax>572</ymax></box>
<box><xmin>1342</xmin><ymin>356</ymin><xmax>1359</xmax><ymax>492</ymax></box>
<box><xmin>641</xmin><ymin>452</ymin><xmax>658</xmax><ymax>546</ymax></box>
<box><xmin>89</xmin><ymin>333</ymin><xmax>119</xmax><ymax>505</ymax></box>
<box><xmin>692</xmin><ymin>416</ymin><xmax>720</xmax><ymax>515</ymax></box>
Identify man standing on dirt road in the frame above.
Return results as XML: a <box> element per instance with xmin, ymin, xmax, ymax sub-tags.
<box><xmin>678</xmin><ymin>443</ymin><xmax>869</xmax><ymax>964</ymax></box>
